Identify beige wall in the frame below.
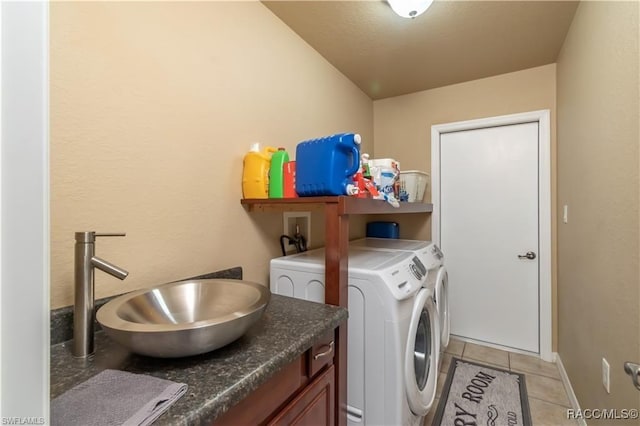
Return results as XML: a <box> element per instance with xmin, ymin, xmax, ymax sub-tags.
<box><xmin>373</xmin><ymin>64</ymin><xmax>558</xmax><ymax>348</ymax></box>
<box><xmin>50</xmin><ymin>2</ymin><xmax>373</xmax><ymax>308</ymax></box>
<box><xmin>557</xmin><ymin>0</ymin><xmax>639</xmax><ymax>415</ymax></box>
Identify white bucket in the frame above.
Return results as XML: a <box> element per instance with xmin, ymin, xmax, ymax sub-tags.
<box><xmin>399</xmin><ymin>170</ymin><xmax>429</xmax><ymax>202</ymax></box>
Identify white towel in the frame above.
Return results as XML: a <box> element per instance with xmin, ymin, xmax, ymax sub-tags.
<box><xmin>51</xmin><ymin>369</ymin><xmax>187</xmax><ymax>426</ymax></box>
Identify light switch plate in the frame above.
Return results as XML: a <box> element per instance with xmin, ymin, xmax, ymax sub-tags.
<box><xmin>563</xmin><ymin>205</ymin><xmax>569</xmax><ymax>224</ymax></box>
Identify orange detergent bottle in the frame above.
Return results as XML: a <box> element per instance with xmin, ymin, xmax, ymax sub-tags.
<box><xmin>242</xmin><ymin>143</ymin><xmax>277</xmax><ymax>199</ymax></box>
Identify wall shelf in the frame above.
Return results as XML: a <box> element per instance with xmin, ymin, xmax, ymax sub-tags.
<box><xmin>241</xmin><ymin>196</ymin><xmax>432</xmax><ymax>426</ymax></box>
<box><xmin>241</xmin><ymin>196</ymin><xmax>433</xmax><ymax>215</ymax></box>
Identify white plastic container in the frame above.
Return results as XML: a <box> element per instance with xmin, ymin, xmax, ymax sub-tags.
<box><xmin>369</xmin><ymin>158</ymin><xmax>400</xmax><ymax>197</ymax></box>
<box><xmin>399</xmin><ymin>170</ymin><xmax>429</xmax><ymax>202</ymax></box>
<box><xmin>369</xmin><ymin>158</ymin><xmax>399</xmax><ymax>169</ymax></box>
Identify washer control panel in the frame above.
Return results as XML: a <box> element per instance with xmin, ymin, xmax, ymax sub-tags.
<box><xmin>409</xmin><ymin>256</ymin><xmax>427</xmax><ymax>280</ymax></box>
<box><xmin>412</xmin><ymin>243</ymin><xmax>444</xmax><ymax>271</ymax></box>
<box><xmin>430</xmin><ymin>244</ymin><xmax>444</xmax><ymax>260</ymax></box>
<box><xmin>384</xmin><ymin>256</ymin><xmax>428</xmax><ymax>300</ymax></box>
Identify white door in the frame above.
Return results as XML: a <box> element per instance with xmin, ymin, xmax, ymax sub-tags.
<box><xmin>437</xmin><ymin>120</ymin><xmax>542</xmax><ymax>353</ymax></box>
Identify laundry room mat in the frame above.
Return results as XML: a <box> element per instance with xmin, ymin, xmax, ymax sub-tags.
<box><xmin>431</xmin><ymin>358</ymin><xmax>532</xmax><ymax>426</ymax></box>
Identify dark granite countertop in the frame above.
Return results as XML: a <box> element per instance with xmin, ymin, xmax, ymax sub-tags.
<box><xmin>50</xmin><ymin>294</ymin><xmax>347</xmax><ymax>425</ymax></box>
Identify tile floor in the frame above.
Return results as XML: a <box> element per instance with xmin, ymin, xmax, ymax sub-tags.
<box><xmin>424</xmin><ymin>338</ymin><xmax>579</xmax><ymax>426</ymax></box>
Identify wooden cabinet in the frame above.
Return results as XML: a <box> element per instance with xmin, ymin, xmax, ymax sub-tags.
<box><xmin>240</xmin><ymin>197</ymin><xmax>432</xmax><ymax>426</ymax></box>
<box><xmin>214</xmin><ymin>330</ymin><xmax>336</xmax><ymax>426</ymax></box>
<box><xmin>268</xmin><ymin>364</ymin><xmax>335</xmax><ymax>426</ymax></box>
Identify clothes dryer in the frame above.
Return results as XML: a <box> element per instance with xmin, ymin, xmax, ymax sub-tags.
<box><xmin>270</xmin><ymin>247</ymin><xmax>440</xmax><ymax>426</ymax></box>
<box><xmin>350</xmin><ymin>238</ymin><xmax>450</xmax><ymax>352</ymax></box>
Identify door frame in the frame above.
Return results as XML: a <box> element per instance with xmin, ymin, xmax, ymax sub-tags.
<box><xmin>431</xmin><ymin>110</ymin><xmax>552</xmax><ymax>361</ymax></box>
<box><xmin>1</xmin><ymin>0</ymin><xmax>51</xmax><ymax>418</ymax></box>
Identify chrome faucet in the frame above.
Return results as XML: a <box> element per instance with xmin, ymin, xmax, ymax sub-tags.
<box><xmin>73</xmin><ymin>231</ymin><xmax>129</xmax><ymax>358</ymax></box>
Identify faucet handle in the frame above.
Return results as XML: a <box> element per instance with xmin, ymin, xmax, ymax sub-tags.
<box><xmin>75</xmin><ymin>232</ymin><xmax>126</xmax><ymax>243</ymax></box>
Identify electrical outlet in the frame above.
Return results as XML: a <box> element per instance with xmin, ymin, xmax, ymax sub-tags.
<box><xmin>283</xmin><ymin>212</ymin><xmax>311</xmax><ymax>253</ymax></box>
<box><xmin>602</xmin><ymin>358</ymin><xmax>610</xmax><ymax>393</ymax></box>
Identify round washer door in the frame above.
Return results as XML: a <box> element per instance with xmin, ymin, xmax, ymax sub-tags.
<box><xmin>404</xmin><ymin>288</ymin><xmax>440</xmax><ymax>416</ymax></box>
<box><xmin>435</xmin><ymin>266</ymin><xmax>450</xmax><ymax>349</ymax></box>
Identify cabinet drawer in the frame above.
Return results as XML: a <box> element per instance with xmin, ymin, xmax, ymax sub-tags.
<box><xmin>308</xmin><ymin>331</ymin><xmax>335</xmax><ymax>378</ymax></box>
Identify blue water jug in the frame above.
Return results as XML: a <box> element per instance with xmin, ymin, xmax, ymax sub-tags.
<box><xmin>295</xmin><ymin>133</ymin><xmax>362</xmax><ymax>196</ymax></box>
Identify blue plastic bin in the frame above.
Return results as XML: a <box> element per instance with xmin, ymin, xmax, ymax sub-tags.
<box><xmin>366</xmin><ymin>222</ymin><xmax>399</xmax><ymax>239</ymax></box>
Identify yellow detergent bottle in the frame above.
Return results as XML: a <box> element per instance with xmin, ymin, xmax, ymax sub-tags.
<box><xmin>242</xmin><ymin>143</ymin><xmax>277</xmax><ymax>199</ymax></box>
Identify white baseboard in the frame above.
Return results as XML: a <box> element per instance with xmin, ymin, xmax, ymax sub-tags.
<box><xmin>555</xmin><ymin>352</ymin><xmax>587</xmax><ymax>426</ymax></box>
<box><xmin>451</xmin><ymin>334</ymin><xmax>540</xmax><ymax>358</ymax></box>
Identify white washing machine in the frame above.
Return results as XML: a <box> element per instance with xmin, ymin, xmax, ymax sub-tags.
<box><xmin>351</xmin><ymin>238</ymin><xmax>450</xmax><ymax>353</ymax></box>
<box><xmin>271</xmin><ymin>246</ymin><xmax>440</xmax><ymax>426</ymax></box>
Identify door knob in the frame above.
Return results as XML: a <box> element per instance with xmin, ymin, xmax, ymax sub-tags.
<box><xmin>624</xmin><ymin>362</ymin><xmax>640</xmax><ymax>390</ymax></box>
<box><xmin>517</xmin><ymin>251</ymin><xmax>536</xmax><ymax>260</ymax></box>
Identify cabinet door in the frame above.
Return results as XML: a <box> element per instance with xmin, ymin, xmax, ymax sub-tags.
<box><xmin>214</xmin><ymin>356</ymin><xmax>306</xmax><ymax>426</ymax></box>
<box><xmin>268</xmin><ymin>365</ymin><xmax>335</xmax><ymax>426</ymax></box>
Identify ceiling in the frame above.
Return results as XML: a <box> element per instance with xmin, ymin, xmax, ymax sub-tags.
<box><xmin>263</xmin><ymin>0</ymin><xmax>579</xmax><ymax>100</ymax></box>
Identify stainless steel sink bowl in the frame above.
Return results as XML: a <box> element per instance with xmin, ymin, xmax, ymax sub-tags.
<box><xmin>96</xmin><ymin>279</ymin><xmax>270</xmax><ymax>358</ymax></box>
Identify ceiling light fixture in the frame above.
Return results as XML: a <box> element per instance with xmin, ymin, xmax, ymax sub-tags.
<box><xmin>387</xmin><ymin>0</ymin><xmax>434</xmax><ymax>19</ymax></box>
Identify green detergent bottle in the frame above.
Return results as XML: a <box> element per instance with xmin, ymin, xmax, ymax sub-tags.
<box><xmin>269</xmin><ymin>147</ymin><xmax>289</xmax><ymax>198</ymax></box>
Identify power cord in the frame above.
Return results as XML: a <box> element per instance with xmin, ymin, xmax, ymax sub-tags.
<box><xmin>280</xmin><ymin>235</ymin><xmax>296</xmax><ymax>256</ymax></box>
<box><xmin>279</xmin><ymin>225</ymin><xmax>308</xmax><ymax>256</ymax></box>
<box><xmin>294</xmin><ymin>233</ymin><xmax>307</xmax><ymax>253</ymax></box>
